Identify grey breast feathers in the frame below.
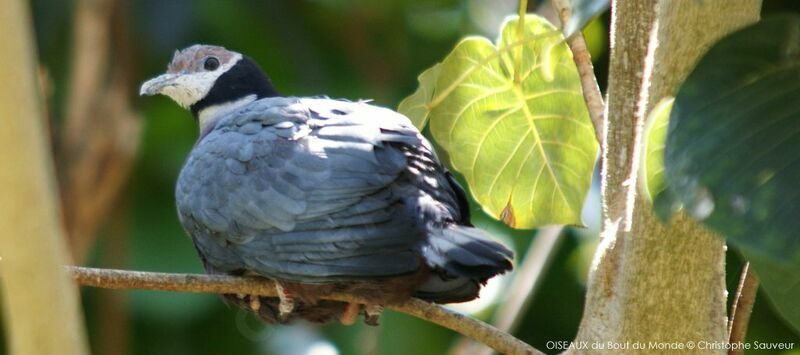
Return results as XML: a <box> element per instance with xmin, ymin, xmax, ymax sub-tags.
<box><xmin>176</xmin><ymin>97</ymin><xmax>441</xmax><ymax>282</ymax></box>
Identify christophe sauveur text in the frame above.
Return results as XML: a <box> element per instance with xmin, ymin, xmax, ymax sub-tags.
<box><xmin>546</xmin><ymin>340</ymin><xmax>795</xmax><ymax>351</ymax></box>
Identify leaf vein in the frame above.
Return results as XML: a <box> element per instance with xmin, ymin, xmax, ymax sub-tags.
<box><xmin>469</xmin><ymin>105</ymin><xmax>525</xmax><ymax>182</ymax></box>
<box><xmin>445</xmin><ymin>86</ymin><xmax>512</xmax><ymax>143</ymax></box>
<box><xmin>484</xmin><ymin>128</ymin><xmax>533</xmax><ymax>206</ymax></box>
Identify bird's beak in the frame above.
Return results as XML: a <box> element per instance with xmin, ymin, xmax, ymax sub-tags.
<box><xmin>139</xmin><ymin>73</ymin><xmax>180</xmax><ymax>96</ymax></box>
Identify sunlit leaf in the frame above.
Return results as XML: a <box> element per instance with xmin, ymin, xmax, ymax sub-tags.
<box><xmin>641</xmin><ymin>97</ymin><xmax>673</xmax><ymax>201</ymax></box>
<box><xmin>411</xmin><ymin>15</ymin><xmax>598</xmax><ymax>229</ymax></box>
<box><xmin>398</xmin><ymin>63</ymin><xmax>441</xmax><ymax>129</ymax></box>
<box><xmin>662</xmin><ymin>15</ymin><xmax>800</xmax><ymax>332</ymax></box>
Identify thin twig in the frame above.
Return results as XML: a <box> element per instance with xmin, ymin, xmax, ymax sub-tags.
<box><xmin>491</xmin><ymin>227</ymin><xmax>563</xmax><ymax>334</ymax></box>
<box><xmin>452</xmin><ymin>226</ymin><xmax>564</xmax><ymax>355</ymax></box>
<box><xmin>67</xmin><ymin>266</ymin><xmax>542</xmax><ymax>355</ymax></box>
<box><xmin>727</xmin><ymin>262</ymin><xmax>759</xmax><ymax>355</ymax></box>
<box><xmin>551</xmin><ymin>0</ymin><xmax>606</xmax><ymax>146</ymax></box>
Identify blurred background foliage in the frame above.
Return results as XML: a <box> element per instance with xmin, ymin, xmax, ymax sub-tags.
<box><xmin>0</xmin><ymin>0</ymin><xmax>795</xmax><ymax>354</ymax></box>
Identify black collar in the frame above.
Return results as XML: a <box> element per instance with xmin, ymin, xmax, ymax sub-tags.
<box><xmin>190</xmin><ymin>56</ymin><xmax>280</xmax><ymax>118</ymax></box>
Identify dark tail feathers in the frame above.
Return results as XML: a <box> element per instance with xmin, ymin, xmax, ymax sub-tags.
<box><xmin>414</xmin><ymin>226</ymin><xmax>513</xmax><ymax>303</ymax></box>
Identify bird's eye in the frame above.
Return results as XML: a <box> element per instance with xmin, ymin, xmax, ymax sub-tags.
<box><xmin>203</xmin><ymin>57</ymin><xmax>220</xmax><ymax>71</ymax></box>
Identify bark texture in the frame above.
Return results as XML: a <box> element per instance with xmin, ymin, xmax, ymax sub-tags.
<box><xmin>0</xmin><ymin>1</ymin><xmax>89</xmax><ymax>354</ymax></box>
<box><xmin>571</xmin><ymin>1</ymin><xmax>762</xmax><ymax>352</ymax></box>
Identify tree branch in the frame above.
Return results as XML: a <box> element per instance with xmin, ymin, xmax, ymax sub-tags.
<box><xmin>551</xmin><ymin>0</ymin><xmax>605</xmax><ymax>146</ymax></box>
<box><xmin>571</xmin><ymin>1</ymin><xmax>761</xmax><ymax>349</ymax></box>
<box><xmin>67</xmin><ymin>266</ymin><xmax>542</xmax><ymax>355</ymax></box>
<box><xmin>728</xmin><ymin>263</ymin><xmax>759</xmax><ymax>355</ymax></box>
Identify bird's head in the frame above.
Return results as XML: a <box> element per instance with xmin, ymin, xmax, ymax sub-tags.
<box><xmin>140</xmin><ymin>44</ymin><xmax>279</xmax><ymax>127</ymax></box>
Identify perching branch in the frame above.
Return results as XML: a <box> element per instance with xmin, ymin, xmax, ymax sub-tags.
<box><xmin>551</xmin><ymin>0</ymin><xmax>605</xmax><ymax>146</ymax></box>
<box><xmin>728</xmin><ymin>263</ymin><xmax>759</xmax><ymax>355</ymax></box>
<box><xmin>67</xmin><ymin>266</ymin><xmax>542</xmax><ymax>355</ymax></box>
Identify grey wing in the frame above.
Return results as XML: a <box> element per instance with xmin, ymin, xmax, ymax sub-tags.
<box><xmin>177</xmin><ymin>97</ymin><xmax>434</xmax><ymax>282</ymax></box>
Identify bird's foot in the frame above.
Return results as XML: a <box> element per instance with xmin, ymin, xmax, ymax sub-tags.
<box><xmin>249</xmin><ymin>295</ymin><xmax>261</xmax><ymax>312</ymax></box>
<box><xmin>275</xmin><ymin>282</ymin><xmax>295</xmax><ymax>321</ymax></box>
<box><xmin>363</xmin><ymin>304</ymin><xmax>384</xmax><ymax>326</ymax></box>
<box><xmin>235</xmin><ymin>293</ymin><xmax>263</xmax><ymax>313</ymax></box>
<box><xmin>339</xmin><ymin>302</ymin><xmax>360</xmax><ymax>325</ymax></box>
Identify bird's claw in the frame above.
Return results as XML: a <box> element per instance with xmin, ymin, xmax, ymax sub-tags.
<box><xmin>275</xmin><ymin>283</ymin><xmax>295</xmax><ymax>321</ymax></box>
<box><xmin>339</xmin><ymin>302</ymin><xmax>360</xmax><ymax>325</ymax></box>
<box><xmin>364</xmin><ymin>304</ymin><xmax>383</xmax><ymax>326</ymax></box>
<box><xmin>249</xmin><ymin>295</ymin><xmax>261</xmax><ymax>312</ymax></box>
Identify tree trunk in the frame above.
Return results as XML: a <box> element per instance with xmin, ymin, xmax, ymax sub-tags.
<box><xmin>0</xmin><ymin>1</ymin><xmax>89</xmax><ymax>354</ymax></box>
<box><xmin>570</xmin><ymin>0</ymin><xmax>761</xmax><ymax>352</ymax></box>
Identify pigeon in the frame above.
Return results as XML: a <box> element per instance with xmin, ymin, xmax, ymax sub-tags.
<box><xmin>140</xmin><ymin>44</ymin><xmax>513</xmax><ymax>325</ymax></box>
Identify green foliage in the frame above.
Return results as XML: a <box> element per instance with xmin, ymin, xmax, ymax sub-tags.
<box><xmin>399</xmin><ymin>15</ymin><xmax>598</xmax><ymax>229</ymax></box>
<box><xmin>641</xmin><ymin>97</ymin><xmax>673</xmax><ymax>201</ymax></box>
<box><xmin>661</xmin><ymin>15</ymin><xmax>800</xmax><ymax>332</ymax></box>
<box><xmin>398</xmin><ymin>64</ymin><xmax>441</xmax><ymax>129</ymax></box>
<box><xmin>743</xmin><ymin>250</ymin><xmax>800</xmax><ymax>333</ymax></box>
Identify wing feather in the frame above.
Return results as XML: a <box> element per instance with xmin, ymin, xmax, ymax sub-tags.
<box><xmin>177</xmin><ymin>97</ymin><xmax>432</xmax><ymax>279</ymax></box>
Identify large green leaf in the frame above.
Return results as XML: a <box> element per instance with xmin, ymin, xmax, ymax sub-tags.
<box><xmin>399</xmin><ymin>15</ymin><xmax>598</xmax><ymax>229</ymax></box>
<box><xmin>398</xmin><ymin>64</ymin><xmax>441</xmax><ymax>129</ymax></box>
<box><xmin>662</xmin><ymin>15</ymin><xmax>800</xmax><ymax>332</ymax></box>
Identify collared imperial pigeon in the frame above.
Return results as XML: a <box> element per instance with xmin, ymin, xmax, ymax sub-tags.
<box><xmin>140</xmin><ymin>45</ymin><xmax>513</xmax><ymax>325</ymax></box>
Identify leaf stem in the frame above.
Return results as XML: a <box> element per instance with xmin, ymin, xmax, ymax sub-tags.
<box><xmin>515</xmin><ymin>0</ymin><xmax>528</xmax><ymax>84</ymax></box>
